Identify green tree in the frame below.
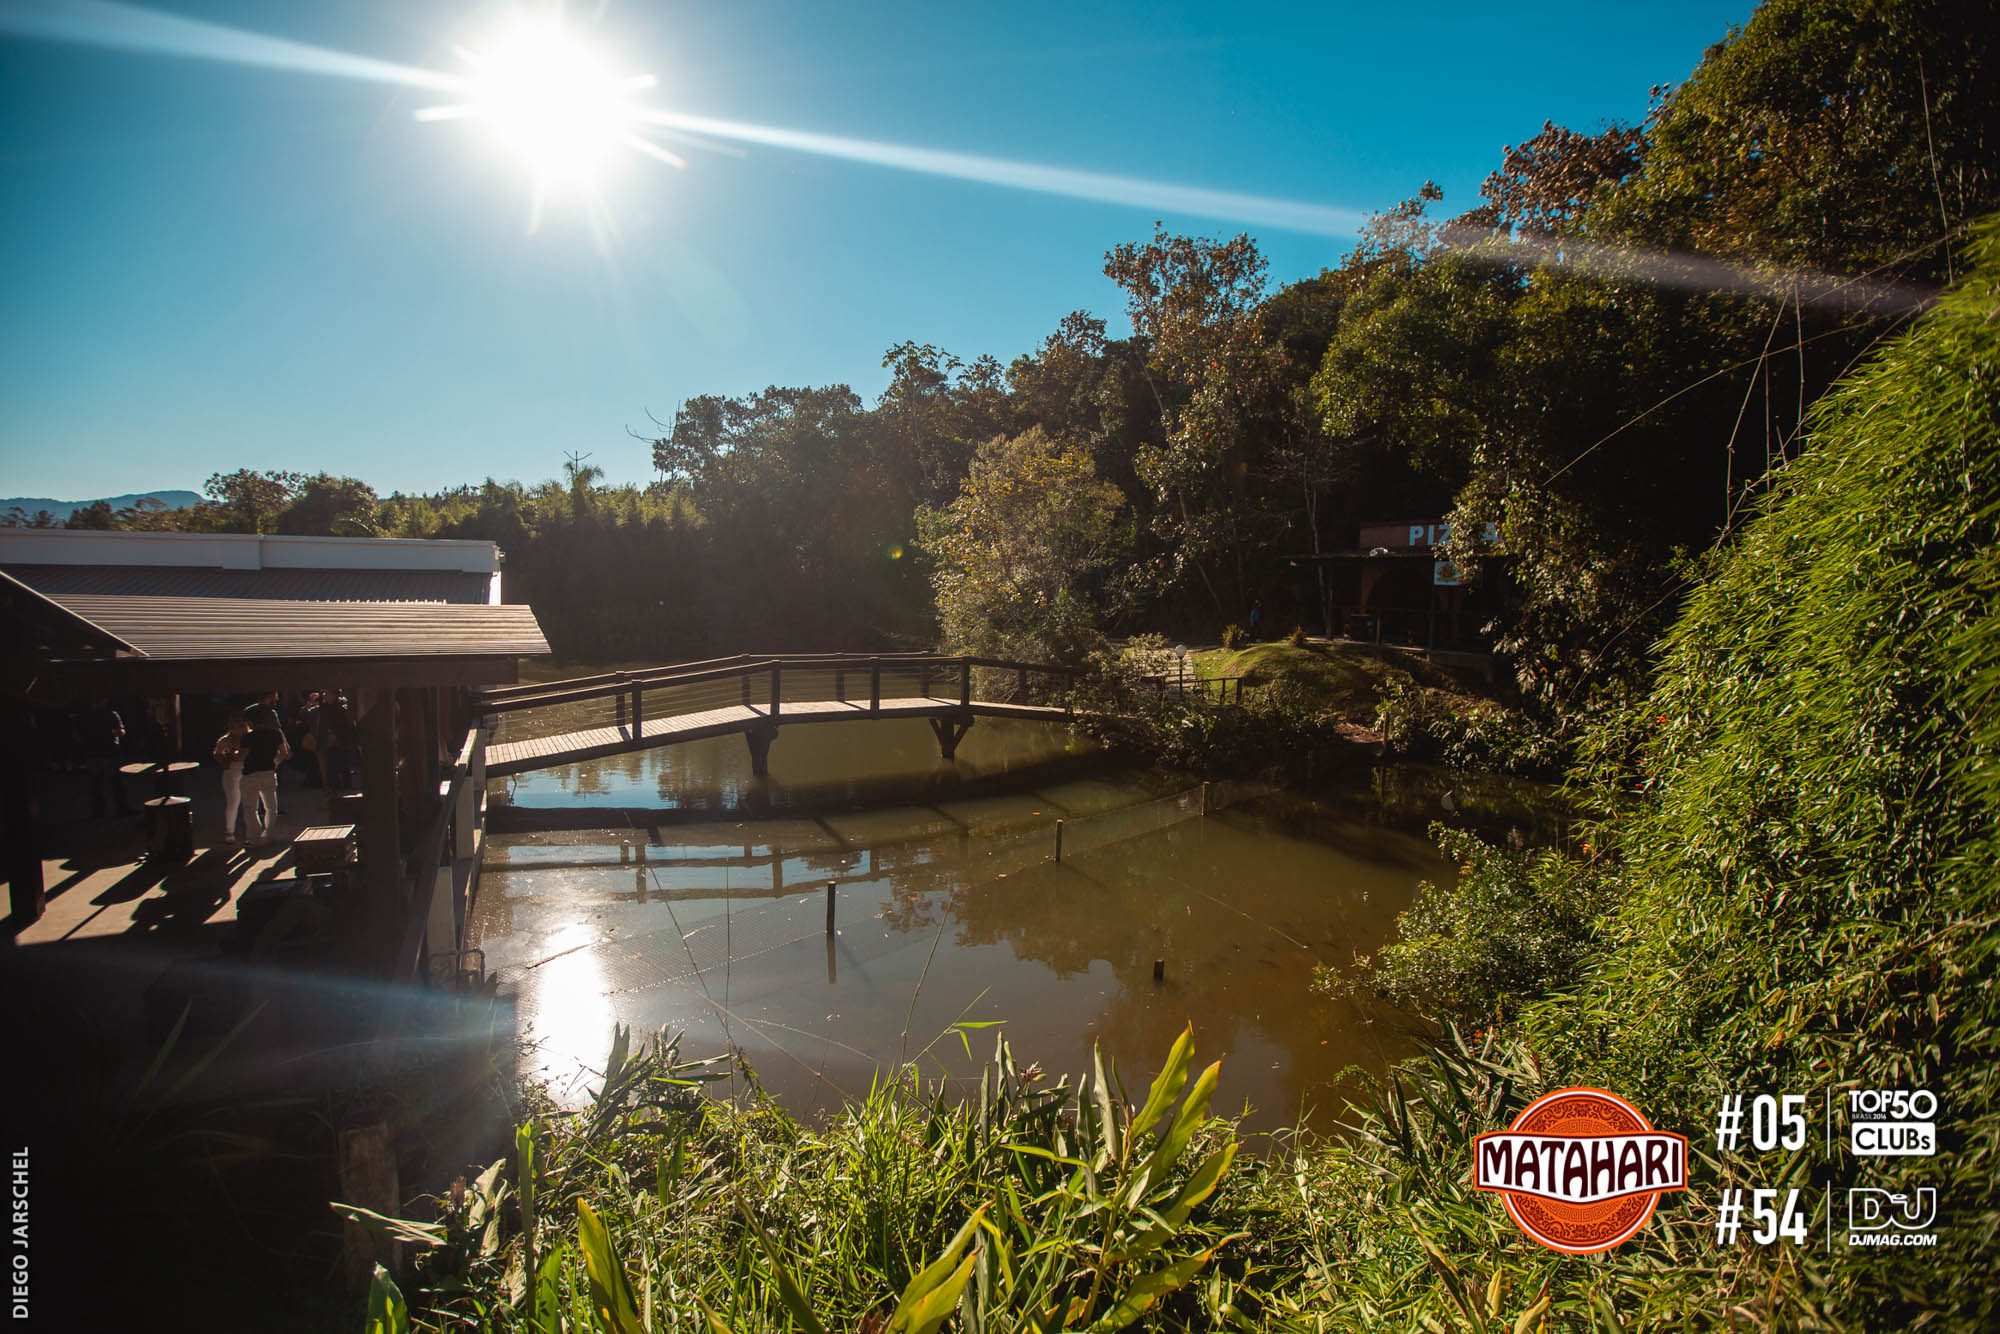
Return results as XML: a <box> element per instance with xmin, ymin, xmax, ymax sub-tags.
<box><xmin>1104</xmin><ymin>226</ymin><xmax>1282</xmax><ymax>614</ymax></box>
<box><xmin>916</xmin><ymin>427</ymin><xmax>1131</xmax><ymax>664</ymax></box>
<box><xmin>202</xmin><ymin>468</ymin><xmax>302</xmax><ymax>534</ymax></box>
<box><xmin>61</xmin><ymin>500</ymin><xmax>117</xmax><ymax>530</ymax></box>
<box><xmin>1596</xmin><ymin>0</ymin><xmax>1999</xmax><ymax>281</ymax></box>
<box><xmin>274</xmin><ymin>474</ymin><xmax>379</xmax><ymax>536</ymax></box>
<box><xmin>875</xmin><ymin>342</ymin><xmax>1015</xmax><ymax>504</ymax></box>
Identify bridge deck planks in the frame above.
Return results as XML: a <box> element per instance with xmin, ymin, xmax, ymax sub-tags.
<box><xmin>486</xmin><ymin>695</ymin><xmax>1072</xmax><ymax>776</ymax></box>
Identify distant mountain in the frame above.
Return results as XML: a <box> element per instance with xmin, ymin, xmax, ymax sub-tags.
<box><xmin>0</xmin><ymin>490</ymin><xmax>203</xmax><ymax>521</ymax></box>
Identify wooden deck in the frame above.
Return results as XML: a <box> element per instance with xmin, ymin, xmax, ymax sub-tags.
<box><xmin>485</xmin><ymin>695</ymin><xmax>1073</xmax><ymax>776</ymax></box>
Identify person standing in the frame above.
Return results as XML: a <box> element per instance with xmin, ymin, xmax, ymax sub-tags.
<box><xmin>239</xmin><ymin>705</ymin><xmax>290</xmax><ymax>847</ymax></box>
<box><xmin>292</xmin><ymin>691</ymin><xmax>323</xmax><ymax>786</ymax></box>
<box><xmin>246</xmin><ymin>691</ymin><xmax>283</xmax><ymax>736</ymax></box>
<box><xmin>212</xmin><ymin>711</ymin><xmax>249</xmax><ymax>845</ymax></box>
<box><xmin>73</xmin><ymin>698</ymin><xmax>131</xmax><ymax>818</ymax></box>
<box><xmin>317</xmin><ymin>690</ymin><xmax>356</xmax><ymax>791</ymax></box>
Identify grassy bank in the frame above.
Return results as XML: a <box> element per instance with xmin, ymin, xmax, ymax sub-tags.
<box><xmin>1107</xmin><ymin>637</ymin><xmax>1558</xmax><ymax>779</ymax></box>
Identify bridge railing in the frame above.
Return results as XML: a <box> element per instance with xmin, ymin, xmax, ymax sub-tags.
<box><xmin>477</xmin><ymin>654</ymin><xmax>1088</xmax><ymax>743</ymax></box>
<box><xmin>1134</xmin><ymin>673</ymin><xmax>1254</xmax><ymax>707</ymax></box>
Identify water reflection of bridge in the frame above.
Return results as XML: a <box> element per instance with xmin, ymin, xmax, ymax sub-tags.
<box><xmin>480</xmin><ymin>654</ymin><xmax>1084</xmax><ymax>778</ymax></box>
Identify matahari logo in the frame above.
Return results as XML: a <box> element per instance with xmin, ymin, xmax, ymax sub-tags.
<box><xmin>1473</xmin><ymin>1088</ymin><xmax>1689</xmax><ymax>1253</ymax></box>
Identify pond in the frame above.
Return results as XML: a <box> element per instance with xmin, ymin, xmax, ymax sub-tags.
<box><xmin>472</xmin><ymin>716</ymin><xmax>1452</xmax><ymax>1133</ymax></box>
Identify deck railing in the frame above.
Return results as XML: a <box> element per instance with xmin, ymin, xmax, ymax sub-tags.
<box><xmin>477</xmin><ymin>653</ymin><xmax>1086</xmax><ymax>741</ymax></box>
<box><xmin>1133</xmin><ymin>673</ymin><xmax>1253</xmax><ymax>707</ymax></box>
<box><xmin>383</xmin><ymin>725</ymin><xmax>486</xmax><ymax>990</ymax></box>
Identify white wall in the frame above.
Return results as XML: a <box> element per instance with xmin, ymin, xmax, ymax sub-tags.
<box><xmin>0</xmin><ymin>529</ymin><xmax>500</xmax><ymax>576</ymax></box>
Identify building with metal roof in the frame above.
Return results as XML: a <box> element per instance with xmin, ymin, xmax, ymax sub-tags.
<box><xmin>2</xmin><ymin>530</ymin><xmax>548</xmax><ymax>1009</ymax></box>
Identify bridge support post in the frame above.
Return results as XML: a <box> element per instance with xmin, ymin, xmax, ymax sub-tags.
<box><xmin>745</xmin><ymin>726</ymin><xmax>778</xmax><ymax>777</ymax></box>
<box><xmin>929</xmin><ymin>715</ymin><xmax>973</xmax><ymax>761</ymax></box>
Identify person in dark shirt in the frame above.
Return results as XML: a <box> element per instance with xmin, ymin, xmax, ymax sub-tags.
<box><xmin>291</xmin><ymin>692</ymin><xmax>323</xmax><ymax>786</ymax></box>
<box><xmin>238</xmin><ymin>707</ymin><xmax>290</xmax><ymax>846</ymax></box>
<box><xmin>245</xmin><ymin>691</ymin><xmax>283</xmax><ymax>736</ymax></box>
<box><xmin>73</xmin><ymin>698</ymin><xmax>132</xmax><ymax>818</ymax></box>
<box><xmin>317</xmin><ymin>691</ymin><xmax>356</xmax><ymax>791</ymax></box>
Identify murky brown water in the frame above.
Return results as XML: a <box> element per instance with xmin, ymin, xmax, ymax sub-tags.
<box><xmin>474</xmin><ymin>717</ymin><xmax>1446</xmax><ymax>1132</ymax></box>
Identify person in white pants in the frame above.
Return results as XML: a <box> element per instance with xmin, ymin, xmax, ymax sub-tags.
<box><xmin>237</xmin><ymin>707</ymin><xmax>290</xmax><ymax>846</ymax></box>
<box><xmin>212</xmin><ymin>712</ymin><xmax>249</xmax><ymax>844</ymax></box>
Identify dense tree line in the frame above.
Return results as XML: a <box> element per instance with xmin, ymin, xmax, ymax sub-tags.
<box><xmin>21</xmin><ymin>0</ymin><xmax>1994</xmax><ymax>725</ymax></box>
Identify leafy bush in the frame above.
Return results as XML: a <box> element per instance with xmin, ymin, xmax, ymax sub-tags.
<box><xmin>1374</xmin><ymin>676</ymin><xmax>1565</xmax><ymax>776</ymax></box>
<box><xmin>1219</xmin><ymin>623</ymin><xmax>1247</xmax><ymax>649</ymax></box>
<box><xmin>1073</xmin><ymin>658</ymin><xmax>1341</xmax><ymax>779</ymax></box>
<box><xmin>1284</xmin><ymin>625</ymin><xmax>1309</xmax><ymax>648</ymax></box>
<box><xmin>1337</xmin><ymin>824</ymin><xmax>1619</xmax><ymax>1025</ymax></box>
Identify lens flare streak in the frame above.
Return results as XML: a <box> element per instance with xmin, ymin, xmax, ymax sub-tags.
<box><xmin>0</xmin><ymin>0</ymin><xmax>1943</xmax><ymax>312</ymax></box>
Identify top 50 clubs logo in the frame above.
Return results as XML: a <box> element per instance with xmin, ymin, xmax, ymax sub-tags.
<box><xmin>1848</xmin><ymin>1089</ymin><xmax>1938</xmax><ymax>1156</ymax></box>
<box><xmin>1473</xmin><ymin>1088</ymin><xmax>1689</xmax><ymax>1254</ymax></box>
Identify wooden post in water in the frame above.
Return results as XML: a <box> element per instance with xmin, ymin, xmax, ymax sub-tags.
<box><xmin>631</xmin><ymin>686</ymin><xmax>643</xmax><ymax>735</ymax></box>
<box><xmin>745</xmin><ymin>727</ymin><xmax>776</xmax><ymax>777</ymax></box>
<box><xmin>338</xmin><ymin>1122</ymin><xmax>401</xmax><ymax>1292</ymax></box>
<box><xmin>869</xmin><ymin>660</ymin><xmax>881</xmax><ymax>713</ymax></box>
<box><xmin>826</xmin><ymin>880</ymin><xmax>836</xmax><ymax>935</ymax></box>
<box><xmin>1054</xmin><ymin>819</ymin><xmax>1064</xmax><ymax>862</ymax></box>
<box><xmin>1153</xmin><ymin>959</ymin><xmax>1165</xmax><ymax>984</ymax></box>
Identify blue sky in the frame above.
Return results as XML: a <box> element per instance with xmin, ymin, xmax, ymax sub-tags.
<box><xmin>1</xmin><ymin>0</ymin><xmax>1754</xmax><ymax>499</ymax></box>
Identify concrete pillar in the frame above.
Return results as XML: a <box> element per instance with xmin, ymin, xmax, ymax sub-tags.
<box><xmin>358</xmin><ymin>687</ymin><xmax>401</xmax><ymax>968</ymax></box>
<box><xmin>428</xmin><ymin>865</ymin><xmax>456</xmax><ymax>961</ymax></box>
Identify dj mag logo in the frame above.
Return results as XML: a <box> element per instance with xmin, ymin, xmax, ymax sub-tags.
<box><xmin>1473</xmin><ymin>1088</ymin><xmax>1689</xmax><ymax>1253</ymax></box>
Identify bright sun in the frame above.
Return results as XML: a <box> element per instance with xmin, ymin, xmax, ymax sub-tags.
<box><xmin>417</xmin><ymin>17</ymin><xmax>676</xmax><ymax>196</ymax></box>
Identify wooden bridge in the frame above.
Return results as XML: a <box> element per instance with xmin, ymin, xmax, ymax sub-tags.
<box><xmin>479</xmin><ymin>653</ymin><xmax>1088</xmax><ymax>778</ymax></box>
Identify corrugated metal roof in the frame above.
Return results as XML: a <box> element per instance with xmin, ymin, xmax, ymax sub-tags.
<box><xmin>41</xmin><ymin>593</ymin><xmax>548</xmax><ymax>661</ymax></box>
<box><xmin>0</xmin><ymin>568</ymin><xmax>141</xmax><ymax>655</ymax></box>
<box><xmin>4</xmin><ymin>563</ymin><xmax>492</xmax><ymax>603</ymax></box>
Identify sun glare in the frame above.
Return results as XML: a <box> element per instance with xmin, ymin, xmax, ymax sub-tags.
<box><xmin>417</xmin><ymin>16</ymin><xmax>670</xmax><ymax>207</ymax></box>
